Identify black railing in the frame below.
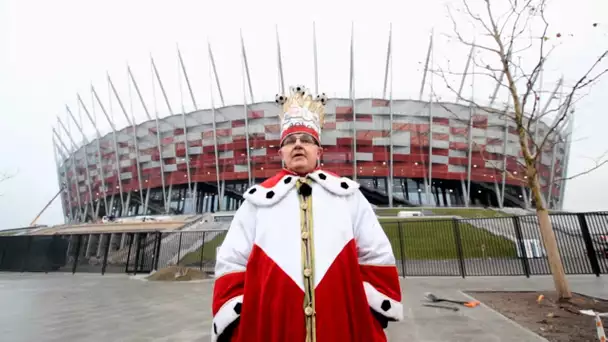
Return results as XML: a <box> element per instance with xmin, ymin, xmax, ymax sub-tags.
<box><xmin>0</xmin><ymin>212</ymin><xmax>606</xmax><ymax>277</ymax></box>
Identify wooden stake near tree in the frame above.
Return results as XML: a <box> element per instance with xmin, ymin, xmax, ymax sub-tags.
<box><xmin>435</xmin><ymin>0</ymin><xmax>608</xmax><ymax>300</ymax></box>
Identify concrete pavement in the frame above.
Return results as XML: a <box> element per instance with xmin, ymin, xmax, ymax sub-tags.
<box><xmin>389</xmin><ymin>275</ymin><xmax>608</xmax><ymax>341</ymax></box>
<box><xmin>0</xmin><ymin>273</ymin><xmax>605</xmax><ymax>341</ymax></box>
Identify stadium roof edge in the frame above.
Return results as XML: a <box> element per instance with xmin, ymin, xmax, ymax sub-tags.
<box><xmin>61</xmin><ymin>96</ymin><xmax>561</xmax><ymax>162</ymax></box>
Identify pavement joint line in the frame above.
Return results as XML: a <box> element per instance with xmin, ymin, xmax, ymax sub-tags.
<box><xmin>128</xmin><ymin>275</ymin><xmax>215</xmax><ymax>284</ymax></box>
<box><xmin>459</xmin><ymin>290</ymin><xmax>549</xmax><ymax>342</ymax></box>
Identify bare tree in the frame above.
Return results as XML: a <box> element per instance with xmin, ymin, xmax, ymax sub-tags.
<box><xmin>0</xmin><ymin>172</ymin><xmax>15</xmax><ymax>197</ymax></box>
<box><xmin>0</xmin><ymin>173</ymin><xmax>11</xmax><ymax>183</ymax></box>
<box><xmin>437</xmin><ymin>0</ymin><xmax>608</xmax><ymax>300</ymax></box>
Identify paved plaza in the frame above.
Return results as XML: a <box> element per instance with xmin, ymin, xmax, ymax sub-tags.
<box><xmin>0</xmin><ymin>273</ymin><xmax>606</xmax><ymax>342</ymax></box>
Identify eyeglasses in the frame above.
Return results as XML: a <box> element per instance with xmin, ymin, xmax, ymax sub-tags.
<box><xmin>281</xmin><ymin>134</ymin><xmax>318</xmax><ymax>147</ymax></box>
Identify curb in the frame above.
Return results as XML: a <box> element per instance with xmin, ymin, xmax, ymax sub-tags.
<box><xmin>460</xmin><ymin>291</ymin><xmax>549</xmax><ymax>342</ymax></box>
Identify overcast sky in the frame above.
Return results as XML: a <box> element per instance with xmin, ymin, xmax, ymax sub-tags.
<box><xmin>0</xmin><ymin>0</ymin><xmax>606</xmax><ymax>229</ymax></box>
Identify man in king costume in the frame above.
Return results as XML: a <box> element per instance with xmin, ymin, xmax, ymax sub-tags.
<box><xmin>212</xmin><ymin>85</ymin><xmax>403</xmax><ymax>342</ymax></box>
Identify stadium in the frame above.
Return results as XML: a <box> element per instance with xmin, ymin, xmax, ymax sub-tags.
<box><xmin>53</xmin><ymin>97</ymin><xmax>570</xmax><ymax>222</ymax></box>
<box><xmin>50</xmin><ymin>34</ymin><xmax>571</xmax><ymax>223</ymax></box>
<box><xmin>2</xmin><ymin>24</ymin><xmax>602</xmax><ymax>292</ymax></box>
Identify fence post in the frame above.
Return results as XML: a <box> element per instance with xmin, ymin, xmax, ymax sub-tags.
<box><xmin>577</xmin><ymin>213</ymin><xmax>601</xmax><ymax>277</ymax></box>
<box><xmin>125</xmin><ymin>233</ymin><xmax>134</xmax><ymax>273</ymax></box>
<box><xmin>72</xmin><ymin>235</ymin><xmax>83</xmax><ymax>275</ymax></box>
<box><xmin>199</xmin><ymin>231</ymin><xmax>206</xmax><ymax>272</ymax></box>
<box><xmin>101</xmin><ymin>234</ymin><xmax>111</xmax><ymax>276</ymax></box>
<box><xmin>452</xmin><ymin>219</ymin><xmax>466</xmax><ymax>278</ymax></box>
<box><xmin>512</xmin><ymin>216</ymin><xmax>531</xmax><ymax>278</ymax></box>
<box><xmin>176</xmin><ymin>232</ymin><xmax>183</xmax><ymax>266</ymax></box>
<box><xmin>133</xmin><ymin>233</ymin><xmax>142</xmax><ymax>275</ymax></box>
<box><xmin>396</xmin><ymin>222</ymin><xmax>407</xmax><ymax>277</ymax></box>
<box><xmin>153</xmin><ymin>232</ymin><xmax>162</xmax><ymax>271</ymax></box>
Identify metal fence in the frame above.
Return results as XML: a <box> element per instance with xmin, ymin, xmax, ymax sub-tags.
<box><xmin>0</xmin><ymin>212</ymin><xmax>606</xmax><ymax>277</ymax></box>
<box><xmin>381</xmin><ymin>212</ymin><xmax>608</xmax><ymax>277</ymax></box>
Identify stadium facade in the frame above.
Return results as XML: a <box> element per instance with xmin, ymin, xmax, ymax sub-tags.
<box><xmin>53</xmin><ymin>97</ymin><xmax>570</xmax><ymax>222</ymax></box>
<box><xmin>51</xmin><ymin>31</ymin><xmax>571</xmax><ymax>223</ymax></box>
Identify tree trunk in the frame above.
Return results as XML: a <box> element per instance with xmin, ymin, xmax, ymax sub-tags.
<box><xmin>530</xmin><ymin>180</ymin><xmax>572</xmax><ymax>300</ymax></box>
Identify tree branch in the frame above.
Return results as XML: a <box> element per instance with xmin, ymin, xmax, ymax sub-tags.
<box><xmin>0</xmin><ymin>172</ymin><xmax>14</xmax><ymax>184</ymax></box>
<box><xmin>548</xmin><ymin>155</ymin><xmax>608</xmax><ymax>185</ymax></box>
<box><xmin>535</xmin><ymin>50</ymin><xmax>608</xmax><ymax>160</ymax></box>
<box><xmin>462</xmin><ymin>0</ymin><xmax>495</xmax><ymax>36</ymax></box>
<box><xmin>0</xmin><ymin>172</ymin><xmax>15</xmax><ymax>197</ymax></box>
<box><xmin>445</xmin><ymin>5</ymin><xmax>501</xmax><ymax>55</ymax></box>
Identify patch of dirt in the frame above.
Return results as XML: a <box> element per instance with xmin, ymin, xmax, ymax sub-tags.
<box><xmin>146</xmin><ymin>266</ymin><xmax>210</xmax><ymax>281</ymax></box>
<box><xmin>466</xmin><ymin>291</ymin><xmax>608</xmax><ymax>342</ymax></box>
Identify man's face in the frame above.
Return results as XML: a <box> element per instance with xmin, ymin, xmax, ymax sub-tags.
<box><xmin>279</xmin><ymin>133</ymin><xmax>322</xmax><ymax>174</ymax></box>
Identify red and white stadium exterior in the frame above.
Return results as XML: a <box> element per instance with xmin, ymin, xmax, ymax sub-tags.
<box><xmin>53</xmin><ymin>96</ymin><xmax>570</xmax><ymax>222</ymax></box>
<box><xmin>51</xmin><ymin>29</ymin><xmax>571</xmax><ymax>223</ymax></box>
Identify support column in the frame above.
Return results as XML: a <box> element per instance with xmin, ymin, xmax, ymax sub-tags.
<box><xmin>460</xmin><ymin>179</ymin><xmax>468</xmax><ymax>206</ymax></box>
<box><xmin>85</xmin><ymin>234</ymin><xmax>98</xmax><ymax>258</ymax></box>
<box><xmin>241</xmin><ymin>54</ymin><xmax>252</xmax><ymax>187</ymax></box>
<box><xmin>151</xmin><ymin>58</ymin><xmax>193</xmax><ymax>201</ymax></box>
<box><xmin>426</xmin><ymin>32</ymin><xmax>435</xmax><ymax>207</ymax></box>
<box><xmin>465</xmin><ymin>45</ymin><xmax>476</xmax><ymax>208</ymax></box>
<box><xmin>63</xmin><ymin>110</ymin><xmax>97</xmax><ymax>220</ymax></box>
<box><xmin>80</xmin><ymin>235</ymin><xmax>89</xmax><ymax>257</ymax></box>
<box><xmin>97</xmin><ymin>234</ymin><xmax>107</xmax><ymax>257</ymax></box>
<box><xmin>83</xmin><ymin>204</ymin><xmax>90</xmax><ymax>222</ymax></box>
<box><xmin>349</xmin><ymin>23</ymin><xmax>358</xmax><ymax>181</ymax></box>
<box><xmin>208</xmin><ymin>46</ymin><xmax>223</xmax><ymax>213</ymax></box>
<box><xmin>166</xmin><ymin>184</ymin><xmax>173</xmax><ymax>213</ymax></box>
<box><xmin>120</xmin><ymin>233</ymin><xmax>127</xmax><ymax>250</ymax></box>
<box><xmin>219</xmin><ymin>180</ymin><xmax>226</xmax><ymax>211</ymax></box>
<box><xmin>109</xmin><ymin>194</ymin><xmax>115</xmax><ymax>216</ymax></box>
<box><xmin>53</xmin><ymin>128</ymin><xmax>84</xmax><ymax>222</ymax></box>
<box><xmin>95</xmin><ymin>200</ymin><xmax>101</xmax><ymax>220</ymax></box>
<box><xmin>108</xmin><ymin>233</ymin><xmax>118</xmax><ymax>251</ymax></box>
<box><xmin>500</xmin><ymin>110</ymin><xmax>509</xmax><ymax>208</ymax></box>
<box><xmin>67</xmin><ymin>235</ymin><xmax>78</xmax><ymax>256</ymax></box>
<box><xmin>275</xmin><ymin>25</ymin><xmax>285</xmax><ymax>96</ymax></box>
<box><xmin>186</xmin><ymin>182</ymin><xmax>197</xmax><ymax>214</ymax></box>
<box><xmin>79</xmin><ymin>97</ymin><xmax>110</xmax><ymax>218</ymax></box>
<box><xmin>493</xmin><ymin>182</ymin><xmax>502</xmax><ymax>208</ymax></box>
<box><xmin>92</xmin><ymin>87</ymin><xmax>126</xmax><ymax>216</ymax></box>
<box><xmin>547</xmin><ymin>142</ymin><xmax>558</xmax><ymax>208</ymax></box>
<box><xmin>558</xmin><ymin>112</ymin><xmax>574</xmax><ymax>210</ymax></box>
<box><xmin>465</xmin><ymin>109</ymin><xmax>473</xmax><ymax>208</ymax></box>
<box><xmin>387</xmin><ymin>24</ymin><xmax>394</xmax><ymax>207</ymax></box>
<box><xmin>128</xmin><ymin>66</ymin><xmax>166</xmax><ymax>213</ymax></box>
<box><xmin>521</xmin><ymin>185</ymin><xmax>530</xmax><ymax>209</ymax></box>
<box><xmin>51</xmin><ymin>135</ymin><xmax>67</xmax><ymax>223</ymax></box>
<box><xmin>125</xmin><ymin>192</ymin><xmax>132</xmax><ymax>215</ymax></box>
<box><xmin>107</xmin><ymin>76</ymin><xmax>146</xmax><ymax>213</ymax></box>
<box><xmin>144</xmin><ymin>188</ymin><xmax>151</xmax><ymax>215</ymax></box>
<box><xmin>238</xmin><ymin>29</ymin><xmax>254</xmax><ymax>190</ymax></box>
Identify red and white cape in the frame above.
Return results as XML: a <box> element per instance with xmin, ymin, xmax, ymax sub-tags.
<box><xmin>212</xmin><ymin>169</ymin><xmax>403</xmax><ymax>342</ymax></box>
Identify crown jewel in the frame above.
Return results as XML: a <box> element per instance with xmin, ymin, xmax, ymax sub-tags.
<box><xmin>275</xmin><ymin>85</ymin><xmax>327</xmax><ymax>145</ymax></box>
<box><xmin>275</xmin><ymin>85</ymin><xmax>327</xmax><ymax>126</ymax></box>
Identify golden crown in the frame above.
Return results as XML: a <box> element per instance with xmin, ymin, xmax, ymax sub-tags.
<box><xmin>275</xmin><ymin>85</ymin><xmax>327</xmax><ymax>125</ymax></box>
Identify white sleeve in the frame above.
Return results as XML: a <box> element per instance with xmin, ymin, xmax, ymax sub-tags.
<box><xmin>215</xmin><ymin>200</ymin><xmax>256</xmax><ymax>277</ymax></box>
<box><xmin>351</xmin><ymin>190</ymin><xmax>396</xmax><ymax>266</ymax></box>
<box><xmin>212</xmin><ymin>200</ymin><xmax>256</xmax><ymax>342</ymax></box>
<box><xmin>350</xmin><ymin>190</ymin><xmax>403</xmax><ymax>324</ymax></box>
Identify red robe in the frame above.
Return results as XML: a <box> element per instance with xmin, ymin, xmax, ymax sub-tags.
<box><xmin>212</xmin><ymin>169</ymin><xmax>403</xmax><ymax>342</ymax></box>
